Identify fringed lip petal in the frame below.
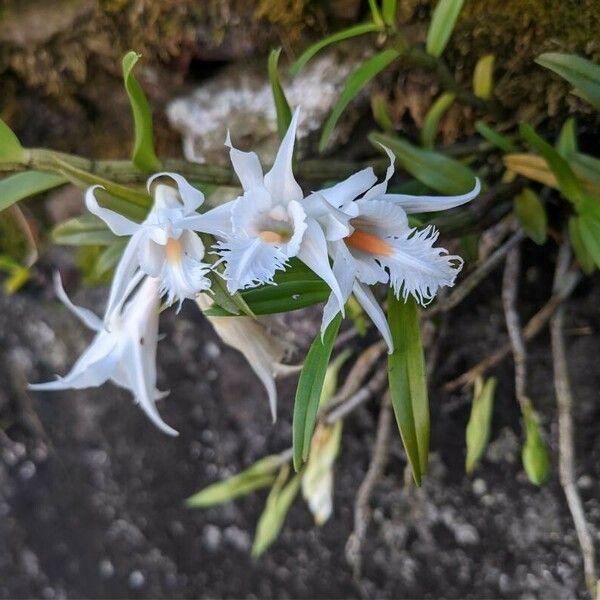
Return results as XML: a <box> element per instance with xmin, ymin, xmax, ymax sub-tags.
<box><xmin>85</xmin><ymin>186</ymin><xmax>140</xmax><ymax>236</ymax></box>
<box><xmin>382</xmin><ymin>178</ymin><xmax>481</xmax><ymax>213</ymax></box>
<box><xmin>264</xmin><ymin>107</ymin><xmax>303</xmax><ymax>204</ymax></box>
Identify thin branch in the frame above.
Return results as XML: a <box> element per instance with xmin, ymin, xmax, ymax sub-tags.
<box><xmin>445</xmin><ymin>269</ymin><xmax>581</xmax><ymax>392</ymax></box>
<box><xmin>550</xmin><ymin>242</ymin><xmax>597</xmax><ymax>596</ymax></box>
<box><xmin>428</xmin><ymin>229</ymin><xmax>525</xmax><ymax>318</ymax></box>
<box><xmin>501</xmin><ymin>244</ymin><xmax>531</xmax><ymax>412</ymax></box>
<box><xmin>345</xmin><ymin>393</ymin><xmax>393</xmax><ymax>579</ymax></box>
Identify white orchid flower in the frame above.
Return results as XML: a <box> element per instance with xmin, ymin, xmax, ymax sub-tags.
<box><xmin>196</xmin><ymin>294</ymin><xmax>300</xmax><ymax>422</ymax></box>
<box><xmin>86</xmin><ymin>173</ymin><xmax>211</xmax><ymax>315</ymax></box>
<box><xmin>181</xmin><ymin>108</ymin><xmax>347</xmax><ymax>313</ymax></box>
<box><xmin>29</xmin><ymin>274</ymin><xmax>177</xmax><ymax>436</ymax></box>
<box><xmin>319</xmin><ymin>148</ymin><xmax>481</xmax><ymax>352</ymax></box>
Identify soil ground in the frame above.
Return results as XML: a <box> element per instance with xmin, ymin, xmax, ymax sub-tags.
<box><xmin>1</xmin><ymin>245</ymin><xmax>599</xmax><ymax>599</ymax></box>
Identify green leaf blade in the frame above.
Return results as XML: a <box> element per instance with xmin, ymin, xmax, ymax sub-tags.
<box><xmin>292</xmin><ymin>314</ymin><xmax>343</xmax><ymax>471</ymax></box>
<box><xmin>370</xmin><ymin>131</ymin><xmax>478</xmax><ymax>194</ymax></box>
<box><xmin>0</xmin><ymin>119</ymin><xmax>25</xmax><ymax>163</ymax></box>
<box><xmin>522</xmin><ymin>408</ymin><xmax>550</xmax><ymax>486</ymax></box>
<box><xmin>320</xmin><ymin>49</ymin><xmax>401</xmax><ymax>152</ymax></box>
<box><xmin>421</xmin><ymin>92</ymin><xmax>456</xmax><ymax>149</ymax></box>
<box><xmin>0</xmin><ymin>171</ymin><xmax>66</xmax><ymax>212</ymax></box>
<box><xmin>268</xmin><ymin>49</ymin><xmax>293</xmax><ymax>139</ymax></box>
<box><xmin>387</xmin><ymin>293</ymin><xmax>430</xmax><ymax>486</ymax></box>
<box><xmin>465</xmin><ymin>377</ymin><xmax>496</xmax><ymax>474</ymax></box>
<box><xmin>474</xmin><ymin>121</ymin><xmax>518</xmax><ymax>153</ymax></box>
<box><xmin>122</xmin><ymin>51</ymin><xmax>161</xmax><ymax>172</ymax></box>
<box><xmin>426</xmin><ymin>0</ymin><xmax>465</xmax><ymax>58</ymax></box>
<box><xmin>290</xmin><ymin>23</ymin><xmax>381</xmax><ymax>79</ymax></box>
<box><xmin>514</xmin><ymin>188</ymin><xmax>547</xmax><ymax>245</ymax></box>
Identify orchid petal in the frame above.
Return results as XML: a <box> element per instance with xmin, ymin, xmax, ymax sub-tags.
<box><xmin>180</xmin><ymin>199</ymin><xmax>236</xmax><ymax>238</ymax></box>
<box><xmin>319</xmin><ymin>167</ymin><xmax>377</xmax><ymax>209</ymax></box>
<box><xmin>138</xmin><ymin>239</ymin><xmax>164</xmax><ymax>277</ymax></box>
<box><xmin>319</xmin><ymin>243</ymin><xmax>355</xmax><ymax>334</ymax></box>
<box><xmin>225</xmin><ymin>131</ymin><xmax>265</xmax><ymax>191</ymax></box>
<box><xmin>297</xmin><ymin>220</ymin><xmax>346</xmax><ymax>318</ymax></box>
<box><xmin>284</xmin><ymin>199</ymin><xmax>308</xmax><ymax>257</ymax></box>
<box><xmin>147</xmin><ymin>172</ymin><xmax>205</xmax><ymax>213</ymax></box>
<box><xmin>85</xmin><ymin>185</ymin><xmax>139</xmax><ymax>236</ymax></box>
<box><xmin>52</xmin><ymin>272</ymin><xmax>102</xmax><ymax>332</ymax></box>
<box><xmin>352</xmin><ymin>281</ymin><xmax>393</xmax><ymax>353</ymax></box>
<box><xmin>361</xmin><ymin>145</ymin><xmax>395</xmax><ymax>201</ymax></box>
<box><xmin>264</xmin><ymin>107</ymin><xmax>303</xmax><ymax>203</ymax></box>
<box><xmin>382</xmin><ymin>178</ymin><xmax>481</xmax><ymax>213</ymax></box>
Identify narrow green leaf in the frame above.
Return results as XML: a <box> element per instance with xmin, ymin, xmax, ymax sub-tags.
<box><xmin>319</xmin><ymin>349</ymin><xmax>352</xmax><ymax>409</ymax></box>
<box><xmin>0</xmin><ymin>118</ymin><xmax>25</xmax><ymax>163</ymax></box>
<box><xmin>186</xmin><ymin>455</ymin><xmax>282</xmax><ymax>508</ymax></box>
<box><xmin>371</xmin><ymin>93</ymin><xmax>395</xmax><ymax>131</ymax></box>
<box><xmin>94</xmin><ymin>241</ymin><xmax>127</xmax><ymax>276</ymax></box>
<box><xmin>0</xmin><ymin>171</ymin><xmax>66</xmax><ymax>212</ymax></box>
<box><xmin>293</xmin><ymin>314</ymin><xmax>343</xmax><ymax>471</ymax></box>
<box><xmin>122</xmin><ymin>51</ymin><xmax>161</xmax><ymax>172</ymax></box>
<box><xmin>52</xmin><ymin>215</ymin><xmax>117</xmax><ymax>246</ymax></box>
<box><xmin>556</xmin><ymin>117</ymin><xmax>577</xmax><ymax>158</ymax></box>
<box><xmin>252</xmin><ymin>468</ymin><xmax>302</xmax><ymax>558</ymax></box>
<box><xmin>421</xmin><ymin>92</ymin><xmax>456</xmax><ymax>149</ymax></box>
<box><xmin>268</xmin><ymin>49</ymin><xmax>293</xmax><ymax>139</ymax></box>
<box><xmin>465</xmin><ymin>376</ymin><xmax>496</xmax><ymax>474</ymax></box>
<box><xmin>536</xmin><ymin>52</ymin><xmax>600</xmax><ymax>109</ymax></box>
<box><xmin>473</xmin><ymin>54</ymin><xmax>495</xmax><ymax>100</ymax></box>
<box><xmin>387</xmin><ymin>292</ymin><xmax>430</xmax><ymax>485</ymax></box>
<box><xmin>569</xmin><ymin>216</ymin><xmax>596</xmax><ymax>274</ymax></box>
<box><xmin>578</xmin><ymin>208</ymin><xmax>600</xmax><ymax>269</ymax></box>
<box><xmin>382</xmin><ymin>0</ymin><xmax>397</xmax><ymax>26</ymax></box>
<box><xmin>320</xmin><ymin>49</ymin><xmax>401</xmax><ymax>152</ymax></box>
<box><xmin>521</xmin><ymin>408</ymin><xmax>550</xmax><ymax>486</ymax></box>
<box><xmin>367</xmin><ymin>0</ymin><xmax>384</xmax><ymax>26</ymax></box>
<box><xmin>426</xmin><ymin>0</ymin><xmax>465</xmax><ymax>58</ymax></box>
<box><xmin>290</xmin><ymin>23</ymin><xmax>381</xmax><ymax>79</ymax></box>
<box><xmin>570</xmin><ymin>152</ymin><xmax>600</xmax><ymax>185</ymax></box>
<box><xmin>519</xmin><ymin>122</ymin><xmax>585</xmax><ymax>206</ymax></box>
<box><xmin>0</xmin><ymin>255</ymin><xmax>30</xmax><ymax>293</ymax></box>
<box><xmin>514</xmin><ymin>188</ymin><xmax>547</xmax><ymax>245</ymax></box>
<box><xmin>474</xmin><ymin>121</ymin><xmax>518</xmax><ymax>153</ymax></box>
<box><xmin>370</xmin><ymin>131</ymin><xmax>478</xmax><ymax>195</ymax></box>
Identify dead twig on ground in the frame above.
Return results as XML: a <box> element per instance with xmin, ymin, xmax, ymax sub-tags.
<box><xmin>550</xmin><ymin>242</ymin><xmax>597</xmax><ymax>596</ymax></box>
<box><xmin>345</xmin><ymin>393</ymin><xmax>393</xmax><ymax>579</ymax></box>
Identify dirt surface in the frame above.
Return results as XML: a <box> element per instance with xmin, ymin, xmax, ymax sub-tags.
<box><xmin>1</xmin><ymin>246</ymin><xmax>599</xmax><ymax>599</ymax></box>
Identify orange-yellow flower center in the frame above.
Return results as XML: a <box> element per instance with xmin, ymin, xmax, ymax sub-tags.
<box><xmin>346</xmin><ymin>230</ymin><xmax>393</xmax><ymax>256</ymax></box>
<box><xmin>166</xmin><ymin>237</ymin><xmax>182</xmax><ymax>263</ymax></box>
<box><xmin>258</xmin><ymin>230</ymin><xmax>284</xmax><ymax>244</ymax></box>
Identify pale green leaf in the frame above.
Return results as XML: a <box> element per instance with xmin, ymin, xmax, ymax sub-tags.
<box><xmin>122</xmin><ymin>51</ymin><xmax>161</xmax><ymax>172</ymax></box>
<box><xmin>421</xmin><ymin>92</ymin><xmax>456</xmax><ymax>149</ymax></box>
<box><xmin>521</xmin><ymin>407</ymin><xmax>550</xmax><ymax>486</ymax></box>
<box><xmin>569</xmin><ymin>215</ymin><xmax>595</xmax><ymax>274</ymax></box>
<box><xmin>426</xmin><ymin>0</ymin><xmax>465</xmax><ymax>58</ymax></box>
<box><xmin>290</xmin><ymin>23</ymin><xmax>381</xmax><ymax>79</ymax></box>
<box><xmin>556</xmin><ymin>117</ymin><xmax>577</xmax><ymax>158</ymax></box>
<box><xmin>268</xmin><ymin>49</ymin><xmax>292</xmax><ymax>139</ymax></box>
<box><xmin>0</xmin><ymin>171</ymin><xmax>66</xmax><ymax>212</ymax></box>
<box><xmin>52</xmin><ymin>214</ymin><xmax>117</xmax><ymax>246</ymax></box>
<box><xmin>514</xmin><ymin>188</ymin><xmax>547</xmax><ymax>245</ymax></box>
<box><xmin>465</xmin><ymin>376</ymin><xmax>496</xmax><ymax>474</ymax></box>
<box><xmin>474</xmin><ymin>121</ymin><xmax>518</xmax><ymax>153</ymax></box>
<box><xmin>0</xmin><ymin>118</ymin><xmax>25</xmax><ymax>163</ymax></box>
<box><xmin>382</xmin><ymin>0</ymin><xmax>397</xmax><ymax>26</ymax></box>
<box><xmin>473</xmin><ymin>54</ymin><xmax>495</xmax><ymax>100</ymax></box>
<box><xmin>320</xmin><ymin>49</ymin><xmax>401</xmax><ymax>152</ymax></box>
<box><xmin>387</xmin><ymin>293</ymin><xmax>430</xmax><ymax>486</ymax></box>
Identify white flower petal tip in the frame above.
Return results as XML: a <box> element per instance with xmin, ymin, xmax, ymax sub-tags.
<box><xmin>31</xmin><ymin>276</ymin><xmax>176</xmax><ymax>436</ymax></box>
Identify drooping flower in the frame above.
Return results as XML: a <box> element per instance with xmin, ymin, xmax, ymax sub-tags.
<box><xmin>181</xmin><ymin>108</ymin><xmax>347</xmax><ymax>313</ymax></box>
<box><xmin>196</xmin><ymin>294</ymin><xmax>300</xmax><ymax>422</ymax></box>
<box><xmin>86</xmin><ymin>173</ymin><xmax>211</xmax><ymax>315</ymax></box>
<box><xmin>318</xmin><ymin>148</ymin><xmax>481</xmax><ymax>351</ymax></box>
<box><xmin>29</xmin><ymin>273</ymin><xmax>177</xmax><ymax>436</ymax></box>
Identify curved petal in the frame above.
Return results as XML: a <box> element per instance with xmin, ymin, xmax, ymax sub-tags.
<box><xmin>354</xmin><ymin>199</ymin><xmax>409</xmax><ymax>237</ymax></box>
<box><xmin>352</xmin><ymin>281</ymin><xmax>393</xmax><ymax>353</ymax></box>
<box><xmin>264</xmin><ymin>107</ymin><xmax>303</xmax><ymax>203</ymax></box>
<box><xmin>138</xmin><ymin>238</ymin><xmax>165</xmax><ymax>277</ymax></box>
<box><xmin>303</xmin><ymin>193</ymin><xmax>353</xmax><ymax>241</ymax></box>
<box><xmin>85</xmin><ymin>186</ymin><xmax>139</xmax><ymax>236</ymax></box>
<box><xmin>225</xmin><ymin>131</ymin><xmax>264</xmax><ymax>191</ymax></box>
<box><xmin>283</xmin><ymin>199</ymin><xmax>308</xmax><ymax>257</ymax></box>
<box><xmin>319</xmin><ymin>167</ymin><xmax>377</xmax><ymax>209</ymax></box>
<box><xmin>53</xmin><ymin>271</ymin><xmax>102</xmax><ymax>332</ymax></box>
<box><xmin>181</xmin><ymin>199</ymin><xmax>236</xmax><ymax>237</ymax></box>
<box><xmin>297</xmin><ymin>221</ymin><xmax>346</xmax><ymax>321</ymax></box>
<box><xmin>180</xmin><ymin>230</ymin><xmax>206</xmax><ymax>261</ymax></box>
<box><xmin>361</xmin><ymin>145</ymin><xmax>396</xmax><ymax>201</ymax></box>
<box><xmin>382</xmin><ymin>178</ymin><xmax>481</xmax><ymax>214</ymax></box>
<box><xmin>147</xmin><ymin>172</ymin><xmax>205</xmax><ymax>213</ymax></box>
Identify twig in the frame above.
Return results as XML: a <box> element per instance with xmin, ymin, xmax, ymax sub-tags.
<box><xmin>550</xmin><ymin>242</ymin><xmax>597</xmax><ymax>596</ymax></box>
<box><xmin>428</xmin><ymin>229</ymin><xmax>525</xmax><ymax>318</ymax></box>
<box><xmin>323</xmin><ymin>366</ymin><xmax>389</xmax><ymax>426</ymax></box>
<box><xmin>444</xmin><ymin>269</ymin><xmax>581</xmax><ymax>391</ymax></box>
<box><xmin>501</xmin><ymin>245</ymin><xmax>531</xmax><ymax>412</ymax></box>
<box><xmin>345</xmin><ymin>393</ymin><xmax>393</xmax><ymax>579</ymax></box>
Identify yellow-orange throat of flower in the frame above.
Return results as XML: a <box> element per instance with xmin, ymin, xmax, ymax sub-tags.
<box><xmin>166</xmin><ymin>238</ymin><xmax>183</xmax><ymax>263</ymax></box>
<box><xmin>346</xmin><ymin>230</ymin><xmax>393</xmax><ymax>256</ymax></box>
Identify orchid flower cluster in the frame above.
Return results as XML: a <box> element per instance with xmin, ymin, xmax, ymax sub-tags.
<box><xmin>30</xmin><ymin>108</ymin><xmax>480</xmax><ymax>435</ymax></box>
